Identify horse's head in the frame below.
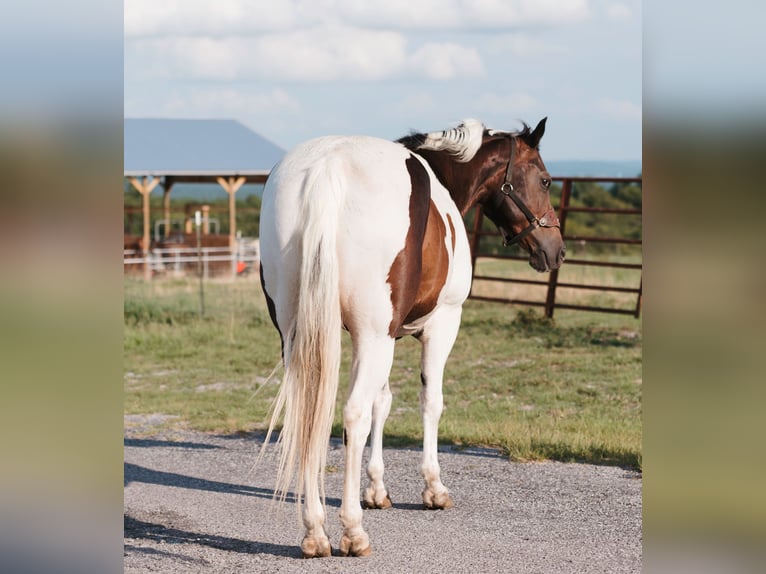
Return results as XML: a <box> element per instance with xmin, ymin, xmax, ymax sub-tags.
<box><xmin>481</xmin><ymin>118</ymin><xmax>565</xmax><ymax>272</ymax></box>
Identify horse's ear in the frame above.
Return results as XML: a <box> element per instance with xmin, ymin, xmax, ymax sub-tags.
<box><xmin>527</xmin><ymin>117</ymin><xmax>547</xmax><ymax>148</ymax></box>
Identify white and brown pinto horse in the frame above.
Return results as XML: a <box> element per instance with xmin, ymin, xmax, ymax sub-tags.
<box><xmin>259</xmin><ymin>118</ymin><xmax>565</xmax><ymax>558</ymax></box>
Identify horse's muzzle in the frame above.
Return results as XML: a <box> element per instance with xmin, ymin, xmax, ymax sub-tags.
<box><xmin>530</xmin><ymin>244</ymin><xmax>566</xmax><ymax>272</ymax></box>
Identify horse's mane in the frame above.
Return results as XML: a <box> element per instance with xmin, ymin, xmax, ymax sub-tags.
<box><xmin>397</xmin><ymin>119</ymin><xmax>485</xmax><ymax>163</ymax></box>
<box><xmin>487</xmin><ymin>122</ymin><xmax>533</xmax><ymax>140</ymax></box>
<box><xmin>487</xmin><ymin>122</ymin><xmax>543</xmax><ymax>150</ymax></box>
<box><xmin>397</xmin><ymin>119</ymin><xmax>542</xmax><ymax>162</ymax></box>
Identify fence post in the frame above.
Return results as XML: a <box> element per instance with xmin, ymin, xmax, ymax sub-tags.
<box><xmin>544</xmin><ymin>179</ymin><xmax>572</xmax><ymax>318</ymax></box>
<box><xmin>195</xmin><ymin>211</ymin><xmax>206</xmax><ymax>317</ymax></box>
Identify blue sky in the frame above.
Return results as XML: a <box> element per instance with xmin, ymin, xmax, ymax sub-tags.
<box><xmin>125</xmin><ymin>0</ymin><xmax>641</xmax><ymax>161</ymax></box>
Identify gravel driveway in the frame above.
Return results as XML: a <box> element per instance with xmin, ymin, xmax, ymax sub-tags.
<box><xmin>124</xmin><ymin>429</ymin><xmax>641</xmax><ymax>573</ymax></box>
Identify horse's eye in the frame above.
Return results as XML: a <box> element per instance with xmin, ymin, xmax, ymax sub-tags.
<box><xmin>541</xmin><ymin>178</ymin><xmax>551</xmax><ymax>189</ymax></box>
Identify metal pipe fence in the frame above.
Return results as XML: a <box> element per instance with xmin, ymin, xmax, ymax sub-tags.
<box><xmin>124</xmin><ymin>242</ymin><xmax>260</xmax><ymax>278</ymax></box>
<box><xmin>467</xmin><ymin>176</ymin><xmax>642</xmax><ymax>318</ymax></box>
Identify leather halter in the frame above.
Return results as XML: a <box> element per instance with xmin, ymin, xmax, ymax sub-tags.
<box><xmin>495</xmin><ymin>137</ymin><xmax>561</xmax><ymax>247</ymax></box>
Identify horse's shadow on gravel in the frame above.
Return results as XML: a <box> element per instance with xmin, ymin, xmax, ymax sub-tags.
<box><xmin>124</xmin><ymin>437</ymin><xmax>223</xmax><ymax>450</ymax></box>
<box><xmin>124</xmin><ymin>462</ymin><xmax>322</xmax><ymax>559</ymax></box>
<box><xmin>124</xmin><ymin>462</ymin><xmax>341</xmax><ymax>508</ymax></box>
<box><xmin>124</xmin><ymin>514</ymin><xmax>300</xmax><ymax>559</ymax></box>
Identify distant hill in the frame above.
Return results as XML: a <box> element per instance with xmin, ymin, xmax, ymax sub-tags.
<box><xmin>546</xmin><ymin>160</ymin><xmax>642</xmax><ymax>179</ymax></box>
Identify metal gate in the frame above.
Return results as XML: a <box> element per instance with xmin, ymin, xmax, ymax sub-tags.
<box><xmin>467</xmin><ymin>176</ymin><xmax>642</xmax><ymax>318</ymax></box>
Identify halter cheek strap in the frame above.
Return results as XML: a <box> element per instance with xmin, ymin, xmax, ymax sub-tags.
<box><xmin>495</xmin><ymin>138</ymin><xmax>560</xmax><ymax>247</ymax></box>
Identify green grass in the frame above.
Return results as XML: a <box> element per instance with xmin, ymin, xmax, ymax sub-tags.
<box><xmin>124</xmin><ymin>270</ymin><xmax>641</xmax><ymax>469</ymax></box>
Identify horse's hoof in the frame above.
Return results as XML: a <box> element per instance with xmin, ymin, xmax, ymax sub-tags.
<box><xmin>339</xmin><ymin>532</ymin><xmax>372</xmax><ymax>557</ymax></box>
<box><xmin>423</xmin><ymin>489</ymin><xmax>454</xmax><ymax>510</ymax></box>
<box><xmin>362</xmin><ymin>488</ymin><xmax>393</xmax><ymax>509</ymax></box>
<box><xmin>301</xmin><ymin>534</ymin><xmax>332</xmax><ymax>558</ymax></box>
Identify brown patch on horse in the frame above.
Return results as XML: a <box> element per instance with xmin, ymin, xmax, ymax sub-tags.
<box><xmin>387</xmin><ymin>156</ymin><xmax>431</xmax><ymax>337</ymax></box>
<box><xmin>387</xmin><ymin>156</ymin><xmax>451</xmax><ymax>337</ymax></box>
<box><xmin>402</xmin><ymin>200</ymin><xmax>449</xmax><ymax>324</ymax></box>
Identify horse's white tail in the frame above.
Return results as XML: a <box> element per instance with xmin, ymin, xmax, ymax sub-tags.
<box><xmin>264</xmin><ymin>159</ymin><xmax>344</xmax><ymax>511</ymax></box>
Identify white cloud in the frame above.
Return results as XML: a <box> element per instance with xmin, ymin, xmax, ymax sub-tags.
<box><xmin>597</xmin><ymin>97</ymin><xmax>641</xmax><ymax>120</ymax></box>
<box><xmin>129</xmin><ymin>27</ymin><xmax>489</xmax><ymax>82</ymax></box>
<box><xmin>124</xmin><ymin>0</ymin><xmax>301</xmax><ymax>38</ymax></box>
<box><xmin>335</xmin><ymin>0</ymin><xmax>590</xmax><ymax>29</ymax></box>
<box><xmin>122</xmin><ymin>1</ymin><xmax>640</xmax><ymax>161</ymax></box>
<box><xmin>125</xmin><ymin>1</ymin><xmax>593</xmax><ymax>83</ymax></box>
<box><xmin>254</xmin><ymin>26</ymin><xmax>407</xmax><ymax>81</ymax></box>
<box><xmin>130</xmin><ymin>27</ymin><xmax>406</xmax><ymax>81</ymax></box>
<box><xmin>409</xmin><ymin>43</ymin><xmax>484</xmax><ymax>80</ymax></box>
<box><xmin>125</xmin><ymin>0</ymin><xmax>591</xmax><ymax>38</ymax></box>
<box><xmin>337</xmin><ymin>0</ymin><xmax>463</xmax><ymax>29</ymax></box>
<box><xmin>490</xmin><ymin>33</ymin><xmax>567</xmax><ymax>57</ymax></box>
<box><xmin>508</xmin><ymin>0</ymin><xmax>591</xmax><ymax>25</ymax></box>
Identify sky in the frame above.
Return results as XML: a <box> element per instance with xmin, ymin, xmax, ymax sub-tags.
<box><xmin>124</xmin><ymin>0</ymin><xmax>641</xmax><ymax>162</ymax></box>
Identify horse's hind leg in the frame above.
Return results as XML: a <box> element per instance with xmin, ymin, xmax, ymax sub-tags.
<box><xmin>418</xmin><ymin>304</ymin><xmax>462</xmax><ymax>510</ymax></box>
<box><xmin>339</xmin><ymin>334</ymin><xmax>396</xmax><ymax>557</ymax></box>
<box><xmin>301</xmin><ymin>467</ymin><xmax>331</xmax><ymax>557</ymax></box>
<box><xmin>363</xmin><ymin>380</ymin><xmax>393</xmax><ymax>509</ymax></box>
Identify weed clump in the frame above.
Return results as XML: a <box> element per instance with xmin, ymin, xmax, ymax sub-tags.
<box><xmin>124</xmin><ymin>299</ymin><xmax>200</xmax><ymax>326</ymax></box>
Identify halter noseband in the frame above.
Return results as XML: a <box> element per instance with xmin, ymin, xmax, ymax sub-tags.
<box><xmin>495</xmin><ymin>137</ymin><xmax>560</xmax><ymax>247</ymax></box>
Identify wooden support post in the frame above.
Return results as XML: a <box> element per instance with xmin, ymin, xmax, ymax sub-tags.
<box><xmin>217</xmin><ymin>176</ymin><xmax>246</xmax><ymax>277</ymax></box>
<box><xmin>201</xmin><ymin>204</ymin><xmax>211</xmax><ymax>235</ymax></box>
<box><xmin>162</xmin><ymin>180</ymin><xmax>173</xmax><ymax>239</ymax></box>
<box><xmin>129</xmin><ymin>176</ymin><xmax>160</xmax><ymax>280</ymax></box>
<box><xmin>184</xmin><ymin>204</ymin><xmax>193</xmax><ymax>234</ymax></box>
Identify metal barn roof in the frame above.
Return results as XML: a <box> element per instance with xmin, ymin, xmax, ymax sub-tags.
<box><xmin>124</xmin><ymin>118</ymin><xmax>285</xmax><ymax>177</ymax></box>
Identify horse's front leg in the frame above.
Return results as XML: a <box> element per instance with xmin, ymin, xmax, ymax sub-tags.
<box><xmin>418</xmin><ymin>305</ymin><xmax>462</xmax><ymax>509</ymax></box>
<box><xmin>339</xmin><ymin>335</ymin><xmax>396</xmax><ymax>557</ymax></box>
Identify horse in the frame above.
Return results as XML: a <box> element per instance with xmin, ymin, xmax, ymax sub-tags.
<box><xmin>258</xmin><ymin>118</ymin><xmax>565</xmax><ymax>558</ymax></box>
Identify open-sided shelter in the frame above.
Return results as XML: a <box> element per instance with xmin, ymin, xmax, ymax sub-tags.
<box><xmin>124</xmin><ymin>118</ymin><xmax>285</xmax><ymax>278</ymax></box>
